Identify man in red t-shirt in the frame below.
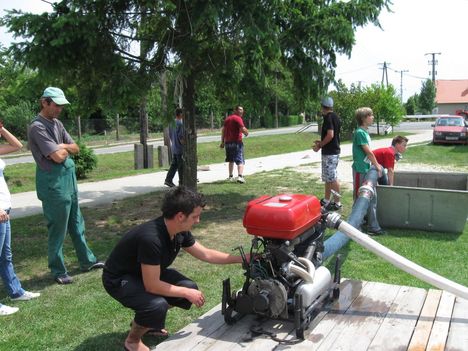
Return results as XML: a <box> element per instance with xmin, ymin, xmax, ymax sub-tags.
<box><xmin>220</xmin><ymin>106</ymin><xmax>249</xmax><ymax>183</ymax></box>
<box><xmin>373</xmin><ymin>135</ymin><xmax>408</xmax><ymax>185</ymax></box>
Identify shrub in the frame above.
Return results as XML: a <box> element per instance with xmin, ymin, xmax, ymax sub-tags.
<box><xmin>3</xmin><ymin>101</ymin><xmax>36</xmax><ymax>140</ymax></box>
<box><xmin>71</xmin><ymin>141</ymin><xmax>97</xmax><ymax>179</ymax></box>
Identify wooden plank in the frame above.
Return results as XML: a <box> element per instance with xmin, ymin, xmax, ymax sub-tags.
<box><xmin>407</xmin><ymin>289</ymin><xmax>442</xmax><ymax>351</ymax></box>
<box><xmin>367</xmin><ymin>285</ymin><xmax>427</xmax><ymax>351</ymax></box>
<box><xmin>425</xmin><ymin>291</ymin><xmax>455</xmax><ymax>351</ymax></box>
<box><xmin>275</xmin><ymin>279</ymin><xmax>367</xmax><ymax>351</ymax></box>
<box><xmin>240</xmin><ymin>319</ymin><xmax>297</xmax><ymax>351</ymax></box>
<box><xmin>316</xmin><ymin>281</ymin><xmax>401</xmax><ymax>351</ymax></box>
<box><xmin>445</xmin><ymin>297</ymin><xmax>468</xmax><ymax>351</ymax></box>
<box><xmin>193</xmin><ymin>314</ymin><xmax>257</xmax><ymax>351</ymax></box>
<box><xmin>152</xmin><ymin>305</ymin><xmax>230</xmax><ymax>351</ymax></box>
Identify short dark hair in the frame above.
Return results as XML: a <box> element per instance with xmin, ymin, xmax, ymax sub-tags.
<box><xmin>175</xmin><ymin>108</ymin><xmax>183</xmax><ymax>117</ymax></box>
<box><xmin>391</xmin><ymin>135</ymin><xmax>408</xmax><ymax>146</ymax></box>
<box><xmin>39</xmin><ymin>97</ymin><xmax>53</xmax><ymax>109</ymax></box>
<box><xmin>161</xmin><ymin>186</ymin><xmax>206</xmax><ymax>219</ymax></box>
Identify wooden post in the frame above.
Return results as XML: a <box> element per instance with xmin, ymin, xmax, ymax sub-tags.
<box><xmin>77</xmin><ymin>115</ymin><xmax>82</xmax><ymax>140</ymax></box>
<box><xmin>116</xmin><ymin>113</ymin><xmax>120</xmax><ymax>141</ymax></box>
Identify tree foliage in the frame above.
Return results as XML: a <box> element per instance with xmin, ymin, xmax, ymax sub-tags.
<box><xmin>404</xmin><ymin>94</ymin><xmax>419</xmax><ymax>115</ymax></box>
<box><xmin>418</xmin><ymin>79</ymin><xmax>436</xmax><ymax>114</ymax></box>
<box><xmin>330</xmin><ymin>81</ymin><xmax>404</xmax><ymax>138</ymax></box>
<box><xmin>2</xmin><ymin>0</ymin><xmax>392</xmax><ymax>188</ymax></box>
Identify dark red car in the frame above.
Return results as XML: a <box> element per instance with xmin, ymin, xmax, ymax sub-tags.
<box><xmin>432</xmin><ymin>116</ymin><xmax>468</xmax><ymax>144</ymax></box>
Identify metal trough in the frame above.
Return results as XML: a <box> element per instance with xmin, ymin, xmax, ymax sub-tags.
<box><xmin>377</xmin><ymin>171</ymin><xmax>468</xmax><ymax>233</ymax></box>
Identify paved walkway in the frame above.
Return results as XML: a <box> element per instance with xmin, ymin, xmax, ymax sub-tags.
<box><xmin>10</xmin><ymin>130</ymin><xmax>434</xmax><ymax>219</ymax></box>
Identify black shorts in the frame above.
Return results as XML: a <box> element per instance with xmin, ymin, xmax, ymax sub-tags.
<box><xmin>102</xmin><ymin>268</ymin><xmax>197</xmax><ymax>329</ymax></box>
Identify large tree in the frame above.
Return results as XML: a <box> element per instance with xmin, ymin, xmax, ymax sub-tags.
<box><xmin>419</xmin><ymin>79</ymin><xmax>436</xmax><ymax>114</ymax></box>
<box><xmin>2</xmin><ymin>0</ymin><xmax>391</xmax><ymax>189</ymax></box>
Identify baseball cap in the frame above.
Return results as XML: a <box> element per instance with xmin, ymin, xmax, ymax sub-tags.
<box><xmin>321</xmin><ymin>96</ymin><xmax>333</xmax><ymax>108</ymax></box>
<box><xmin>42</xmin><ymin>87</ymin><xmax>70</xmax><ymax>105</ymax></box>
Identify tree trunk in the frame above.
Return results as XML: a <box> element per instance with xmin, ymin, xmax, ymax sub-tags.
<box><xmin>116</xmin><ymin>113</ymin><xmax>120</xmax><ymax>141</ymax></box>
<box><xmin>182</xmin><ymin>73</ymin><xmax>197</xmax><ymax>190</ymax></box>
<box><xmin>159</xmin><ymin>70</ymin><xmax>172</xmax><ymax>162</ymax></box>
<box><xmin>76</xmin><ymin>115</ymin><xmax>82</xmax><ymax>140</ymax></box>
<box><xmin>139</xmin><ymin>96</ymin><xmax>149</xmax><ymax>168</ymax></box>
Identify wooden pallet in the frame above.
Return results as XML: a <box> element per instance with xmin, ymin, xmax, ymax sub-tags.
<box><xmin>152</xmin><ymin>279</ymin><xmax>468</xmax><ymax>351</ymax></box>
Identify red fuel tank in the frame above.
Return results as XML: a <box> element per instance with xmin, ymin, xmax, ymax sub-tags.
<box><xmin>243</xmin><ymin>194</ymin><xmax>322</xmax><ymax>240</ymax></box>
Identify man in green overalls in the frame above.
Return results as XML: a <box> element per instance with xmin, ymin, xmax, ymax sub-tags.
<box><xmin>28</xmin><ymin>87</ymin><xmax>104</xmax><ymax>284</ymax></box>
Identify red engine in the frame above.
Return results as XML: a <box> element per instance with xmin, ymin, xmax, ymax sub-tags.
<box><xmin>223</xmin><ymin>193</ymin><xmax>341</xmax><ymax>340</ymax></box>
<box><xmin>243</xmin><ymin>194</ymin><xmax>322</xmax><ymax>240</ymax></box>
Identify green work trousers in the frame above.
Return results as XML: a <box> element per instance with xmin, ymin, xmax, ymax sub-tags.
<box><xmin>36</xmin><ymin>158</ymin><xmax>97</xmax><ymax>278</ymax></box>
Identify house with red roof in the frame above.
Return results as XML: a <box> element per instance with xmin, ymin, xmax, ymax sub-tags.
<box><xmin>435</xmin><ymin>79</ymin><xmax>468</xmax><ymax>114</ymax></box>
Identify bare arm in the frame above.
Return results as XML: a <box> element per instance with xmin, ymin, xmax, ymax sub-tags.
<box><xmin>141</xmin><ymin>263</ymin><xmax>205</xmax><ymax>307</ymax></box>
<box><xmin>0</xmin><ymin>126</ymin><xmax>23</xmax><ymax>155</ymax></box>
<box><xmin>59</xmin><ymin>143</ymin><xmax>80</xmax><ymax>155</ymax></box>
<box><xmin>48</xmin><ymin>143</ymin><xmax>79</xmax><ymax>164</ymax></box>
<box><xmin>361</xmin><ymin>144</ymin><xmax>382</xmax><ymax>176</ymax></box>
<box><xmin>313</xmin><ymin>129</ymin><xmax>334</xmax><ymax>152</ymax></box>
<box><xmin>387</xmin><ymin>168</ymin><xmax>395</xmax><ymax>185</ymax></box>
<box><xmin>220</xmin><ymin>127</ymin><xmax>225</xmax><ymax>148</ymax></box>
<box><xmin>241</xmin><ymin>126</ymin><xmax>249</xmax><ymax>136</ymax></box>
<box><xmin>184</xmin><ymin>241</ymin><xmax>245</xmax><ymax>264</ymax></box>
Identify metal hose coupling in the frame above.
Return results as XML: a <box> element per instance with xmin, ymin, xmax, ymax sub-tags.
<box><xmin>324</xmin><ymin>212</ymin><xmax>342</xmax><ymax>230</ymax></box>
<box><xmin>358</xmin><ymin>181</ymin><xmax>375</xmax><ymax>200</ymax></box>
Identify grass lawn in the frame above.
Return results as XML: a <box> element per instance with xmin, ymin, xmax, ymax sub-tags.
<box><xmin>1</xmin><ymin>142</ymin><xmax>467</xmax><ymax>350</ymax></box>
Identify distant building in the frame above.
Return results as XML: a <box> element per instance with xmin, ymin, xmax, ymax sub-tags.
<box><xmin>435</xmin><ymin>79</ymin><xmax>468</xmax><ymax>114</ymax></box>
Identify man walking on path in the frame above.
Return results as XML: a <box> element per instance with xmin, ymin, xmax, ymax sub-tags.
<box><xmin>220</xmin><ymin>105</ymin><xmax>249</xmax><ymax>183</ymax></box>
<box><xmin>28</xmin><ymin>87</ymin><xmax>104</xmax><ymax>284</ymax></box>
<box><xmin>313</xmin><ymin>97</ymin><xmax>342</xmax><ymax>210</ymax></box>
<box><xmin>164</xmin><ymin>108</ymin><xmax>184</xmax><ymax>187</ymax></box>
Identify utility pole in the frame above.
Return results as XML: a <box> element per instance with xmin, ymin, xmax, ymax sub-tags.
<box><xmin>396</xmin><ymin>69</ymin><xmax>409</xmax><ymax>102</ymax></box>
<box><xmin>379</xmin><ymin>61</ymin><xmax>390</xmax><ymax>87</ymax></box>
<box><xmin>377</xmin><ymin>62</ymin><xmax>390</xmax><ymax>135</ymax></box>
<box><xmin>425</xmin><ymin>52</ymin><xmax>441</xmax><ymax>83</ymax></box>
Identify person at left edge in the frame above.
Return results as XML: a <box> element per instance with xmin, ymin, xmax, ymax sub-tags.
<box><xmin>0</xmin><ymin>122</ymin><xmax>40</xmax><ymax>316</ymax></box>
<box><xmin>28</xmin><ymin>87</ymin><xmax>104</xmax><ymax>285</ymax></box>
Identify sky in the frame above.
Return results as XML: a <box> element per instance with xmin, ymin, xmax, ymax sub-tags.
<box><xmin>1</xmin><ymin>0</ymin><xmax>467</xmax><ymax>102</ymax></box>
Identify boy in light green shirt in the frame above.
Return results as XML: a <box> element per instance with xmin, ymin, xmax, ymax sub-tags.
<box><xmin>352</xmin><ymin>107</ymin><xmax>384</xmax><ymax>235</ymax></box>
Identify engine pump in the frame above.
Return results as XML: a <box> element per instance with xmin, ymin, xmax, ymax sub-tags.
<box><xmin>222</xmin><ymin>194</ymin><xmax>341</xmax><ymax>339</ymax></box>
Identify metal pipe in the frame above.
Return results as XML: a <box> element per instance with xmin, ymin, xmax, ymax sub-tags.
<box><xmin>288</xmin><ymin>263</ymin><xmax>314</xmax><ymax>284</ymax></box>
<box><xmin>297</xmin><ymin>257</ymin><xmax>315</xmax><ymax>278</ymax></box>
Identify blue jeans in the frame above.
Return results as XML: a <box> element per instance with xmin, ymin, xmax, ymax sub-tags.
<box><xmin>0</xmin><ymin>216</ymin><xmax>25</xmax><ymax>298</ymax></box>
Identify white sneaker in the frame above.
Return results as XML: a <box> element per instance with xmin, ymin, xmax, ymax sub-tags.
<box><xmin>11</xmin><ymin>291</ymin><xmax>41</xmax><ymax>301</ymax></box>
<box><xmin>237</xmin><ymin>176</ymin><xmax>246</xmax><ymax>184</ymax></box>
<box><xmin>0</xmin><ymin>304</ymin><xmax>19</xmax><ymax>316</ymax></box>
<box><xmin>227</xmin><ymin>176</ymin><xmax>236</xmax><ymax>182</ymax></box>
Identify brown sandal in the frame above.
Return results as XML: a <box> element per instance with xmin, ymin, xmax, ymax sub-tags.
<box><xmin>145</xmin><ymin>329</ymin><xmax>169</xmax><ymax>337</ymax></box>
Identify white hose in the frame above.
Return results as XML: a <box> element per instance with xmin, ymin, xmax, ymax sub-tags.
<box><xmin>297</xmin><ymin>257</ymin><xmax>316</xmax><ymax>278</ymax></box>
<box><xmin>338</xmin><ymin>220</ymin><xmax>468</xmax><ymax>300</ymax></box>
<box><xmin>289</xmin><ymin>263</ymin><xmax>314</xmax><ymax>284</ymax></box>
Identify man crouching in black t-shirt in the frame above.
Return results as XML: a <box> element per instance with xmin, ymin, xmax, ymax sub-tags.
<box><xmin>103</xmin><ymin>186</ymin><xmax>247</xmax><ymax>351</ymax></box>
